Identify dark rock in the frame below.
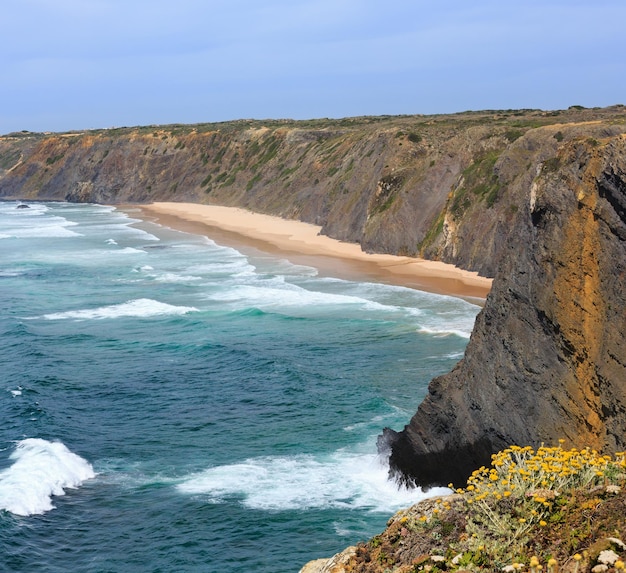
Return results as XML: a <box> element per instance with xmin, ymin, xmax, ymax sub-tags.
<box><xmin>385</xmin><ymin>135</ymin><xmax>626</xmax><ymax>488</ymax></box>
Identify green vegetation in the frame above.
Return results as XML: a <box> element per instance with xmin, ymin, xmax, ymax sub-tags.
<box><xmin>370</xmin><ymin>174</ymin><xmax>404</xmax><ymax>215</ymax></box>
<box><xmin>418</xmin><ymin>209</ymin><xmax>446</xmax><ymax>253</ymax></box>
<box><xmin>504</xmin><ymin>128</ymin><xmax>525</xmax><ymax>142</ymax></box>
<box><xmin>246</xmin><ymin>173</ymin><xmax>262</xmax><ymax>191</ymax></box>
<box><xmin>541</xmin><ymin>156</ymin><xmax>561</xmax><ymax>174</ymax></box>
<box><xmin>45</xmin><ymin>153</ymin><xmax>65</xmax><ymax>165</ymax></box>
<box><xmin>452</xmin><ymin>150</ymin><xmax>502</xmax><ymax>215</ymax></box>
<box><xmin>346</xmin><ymin>444</ymin><xmax>626</xmax><ymax>573</ymax></box>
<box><xmin>0</xmin><ymin>148</ymin><xmax>22</xmax><ymax>170</ymax></box>
<box><xmin>251</xmin><ymin>135</ymin><xmax>281</xmax><ymax>169</ymax></box>
<box><xmin>279</xmin><ymin>165</ymin><xmax>299</xmax><ymax>179</ymax></box>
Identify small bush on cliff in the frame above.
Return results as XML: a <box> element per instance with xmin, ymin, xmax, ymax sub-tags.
<box><xmin>459</xmin><ymin>444</ymin><xmax>626</xmax><ymax>565</ymax></box>
<box><xmin>344</xmin><ymin>444</ymin><xmax>626</xmax><ymax>573</ymax></box>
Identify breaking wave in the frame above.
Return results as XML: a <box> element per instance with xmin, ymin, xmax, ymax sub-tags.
<box><xmin>0</xmin><ymin>439</ymin><xmax>95</xmax><ymax>516</ymax></box>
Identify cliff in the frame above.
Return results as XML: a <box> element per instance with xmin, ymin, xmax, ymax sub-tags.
<box><xmin>383</xmin><ymin>129</ymin><xmax>626</xmax><ymax>488</ymax></box>
<box><xmin>2</xmin><ymin>106</ymin><xmax>626</xmax><ymax>490</ymax></box>
<box><xmin>1</xmin><ymin>107</ymin><xmax>623</xmax><ymax>279</ymax></box>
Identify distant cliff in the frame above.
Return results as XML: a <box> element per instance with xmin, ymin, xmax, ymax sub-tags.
<box><xmin>2</xmin><ymin>106</ymin><xmax>626</xmax><ymax>487</ymax></box>
<box><xmin>1</xmin><ymin>107</ymin><xmax>622</xmax><ymax>278</ymax></box>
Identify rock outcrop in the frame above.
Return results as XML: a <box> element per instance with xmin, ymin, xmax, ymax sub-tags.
<box><xmin>383</xmin><ymin>133</ymin><xmax>626</xmax><ymax>487</ymax></box>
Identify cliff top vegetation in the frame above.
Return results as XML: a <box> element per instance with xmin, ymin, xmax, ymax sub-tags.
<box><xmin>3</xmin><ymin>104</ymin><xmax>625</xmax><ymax>140</ymax></box>
<box><xmin>335</xmin><ymin>444</ymin><xmax>626</xmax><ymax>573</ymax></box>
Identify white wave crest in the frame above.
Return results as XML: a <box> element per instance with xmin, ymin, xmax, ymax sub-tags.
<box><xmin>177</xmin><ymin>450</ymin><xmax>450</xmax><ymax>512</ymax></box>
<box><xmin>0</xmin><ymin>206</ymin><xmax>81</xmax><ymax>239</ymax></box>
<box><xmin>0</xmin><ymin>439</ymin><xmax>95</xmax><ymax>516</ymax></box>
<box><xmin>417</xmin><ymin>325</ymin><xmax>472</xmax><ymax>339</ymax></box>
<box><xmin>209</xmin><ymin>283</ymin><xmax>392</xmax><ymax>316</ymax></box>
<box><xmin>39</xmin><ymin>298</ymin><xmax>198</xmax><ymax>320</ymax></box>
<box><xmin>151</xmin><ymin>272</ymin><xmax>203</xmax><ymax>283</ymax></box>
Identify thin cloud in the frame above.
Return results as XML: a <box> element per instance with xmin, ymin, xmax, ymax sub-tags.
<box><xmin>1</xmin><ymin>0</ymin><xmax>625</xmax><ymax>133</ymax></box>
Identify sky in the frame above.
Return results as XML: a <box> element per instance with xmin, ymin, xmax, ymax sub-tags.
<box><xmin>1</xmin><ymin>0</ymin><xmax>625</xmax><ymax>134</ymax></box>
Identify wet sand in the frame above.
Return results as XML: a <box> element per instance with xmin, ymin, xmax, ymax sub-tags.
<box><xmin>129</xmin><ymin>202</ymin><xmax>492</xmax><ymax>303</ymax></box>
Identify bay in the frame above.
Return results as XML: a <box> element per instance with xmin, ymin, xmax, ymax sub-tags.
<box><xmin>0</xmin><ymin>201</ymin><xmax>478</xmax><ymax>572</ymax></box>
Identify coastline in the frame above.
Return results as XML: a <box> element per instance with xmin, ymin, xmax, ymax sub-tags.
<box><xmin>128</xmin><ymin>202</ymin><xmax>493</xmax><ymax>302</ymax></box>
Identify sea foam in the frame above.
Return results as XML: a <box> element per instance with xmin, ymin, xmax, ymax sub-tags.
<box><xmin>0</xmin><ymin>438</ymin><xmax>95</xmax><ymax>516</ymax></box>
<box><xmin>177</xmin><ymin>449</ymin><xmax>450</xmax><ymax>512</ymax></box>
<box><xmin>0</xmin><ymin>204</ymin><xmax>81</xmax><ymax>239</ymax></box>
<box><xmin>39</xmin><ymin>298</ymin><xmax>198</xmax><ymax>320</ymax></box>
<box><xmin>209</xmin><ymin>283</ymin><xmax>396</xmax><ymax>316</ymax></box>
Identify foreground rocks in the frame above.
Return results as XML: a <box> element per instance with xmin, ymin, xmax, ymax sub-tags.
<box><xmin>302</xmin><ymin>444</ymin><xmax>626</xmax><ymax>572</ymax></box>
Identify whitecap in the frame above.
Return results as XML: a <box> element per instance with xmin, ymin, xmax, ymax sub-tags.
<box><xmin>209</xmin><ymin>283</ymin><xmax>392</xmax><ymax>316</ymax></box>
<box><xmin>0</xmin><ymin>208</ymin><xmax>81</xmax><ymax>239</ymax></box>
<box><xmin>151</xmin><ymin>272</ymin><xmax>203</xmax><ymax>283</ymax></box>
<box><xmin>417</xmin><ymin>326</ymin><xmax>472</xmax><ymax>339</ymax></box>
<box><xmin>0</xmin><ymin>438</ymin><xmax>95</xmax><ymax>516</ymax></box>
<box><xmin>116</xmin><ymin>247</ymin><xmax>146</xmax><ymax>255</ymax></box>
<box><xmin>38</xmin><ymin>298</ymin><xmax>198</xmax><ymax>320</ymax></box>
<box><xmin>176</xmin><ymin>449</ymin><xmax>450</xmax><ymax>512</ymax></box>
<box><xmin>444</xmin><ymin>351</ymin><xmax>465</xmax><ymax>360</ymax></box>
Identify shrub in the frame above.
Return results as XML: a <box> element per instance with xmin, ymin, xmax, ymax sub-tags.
<box><xmin>456</xmin><ymin>444</ymin><xmax>626</xmax><ymax>566</ymax></box>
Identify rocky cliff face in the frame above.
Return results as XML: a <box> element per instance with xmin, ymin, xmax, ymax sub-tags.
<box><xmin>2</xmin><ymin>107</ymin><xmax>623</xmax><ymax>278</ymax></box>
<box><xmin>2</xmin><ymin>107</ymin><xmax>626</xmax><ymax>490</ymax></box>
<box><xmin>383</xmin><ymin>132</ymin><xmax>626</xmax><ymax>487</ymax></box>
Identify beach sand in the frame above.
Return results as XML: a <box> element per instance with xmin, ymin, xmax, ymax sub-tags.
<box><xmin>131</xmin><ymin>202</ymin><xmax>492</xmax><ymax>302</ymax></box>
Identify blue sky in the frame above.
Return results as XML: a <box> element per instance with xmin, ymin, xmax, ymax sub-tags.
<box><xmin>2</xmin><ymin>0</ymin><xmax>625</xmax><ymax>133</ymax></box>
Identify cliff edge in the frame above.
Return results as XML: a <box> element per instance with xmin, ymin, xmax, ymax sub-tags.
<box><xmin>383</xmin><ymin>132</ymin><xmax>626</xmax><ymax>487</ymax></box>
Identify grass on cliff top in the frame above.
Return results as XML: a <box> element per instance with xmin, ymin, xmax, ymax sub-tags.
<box><xmin>346</xmin><ymin>444</ymin><xmax>626</xmax><ymax>573</ymax></box>
<box><xmin>4</xmin><ymin>105</ymin><xmax>623</xmax><ymax>139</ymax></box>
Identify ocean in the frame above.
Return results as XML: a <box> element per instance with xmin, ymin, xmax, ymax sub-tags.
<box><xmin>0</xmin><ymin>201</ymin><xmax>479</xmax><ymax>572</ymax></box>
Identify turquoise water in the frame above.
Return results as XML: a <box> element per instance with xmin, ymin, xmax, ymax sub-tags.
<box><xmin>0</xmin><ymin>201</ymin><xmax>478</xmax><ymax>572</ymax></box>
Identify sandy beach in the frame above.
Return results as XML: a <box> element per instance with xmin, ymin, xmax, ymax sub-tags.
<box><xmin>133</xmin><ymin>202</ymin><xmax>492</xmax><ymax>302</ymax></box>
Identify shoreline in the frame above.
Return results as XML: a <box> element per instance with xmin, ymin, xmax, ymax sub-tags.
<box><xmin>128</xmin><ymin>202</ymin><xmax>493</xmax><ymax>303</ymax></box>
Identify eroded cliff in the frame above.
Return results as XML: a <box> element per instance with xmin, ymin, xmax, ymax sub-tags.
<box><xmin>384</xmin><ymin>132</ymin><xmax>626</xmax><ymax>487</ymax></box>
<box><xmin>2</xmin><ymin>107</ymin><xmax>624</xmax><ymax>278</ymax></box>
